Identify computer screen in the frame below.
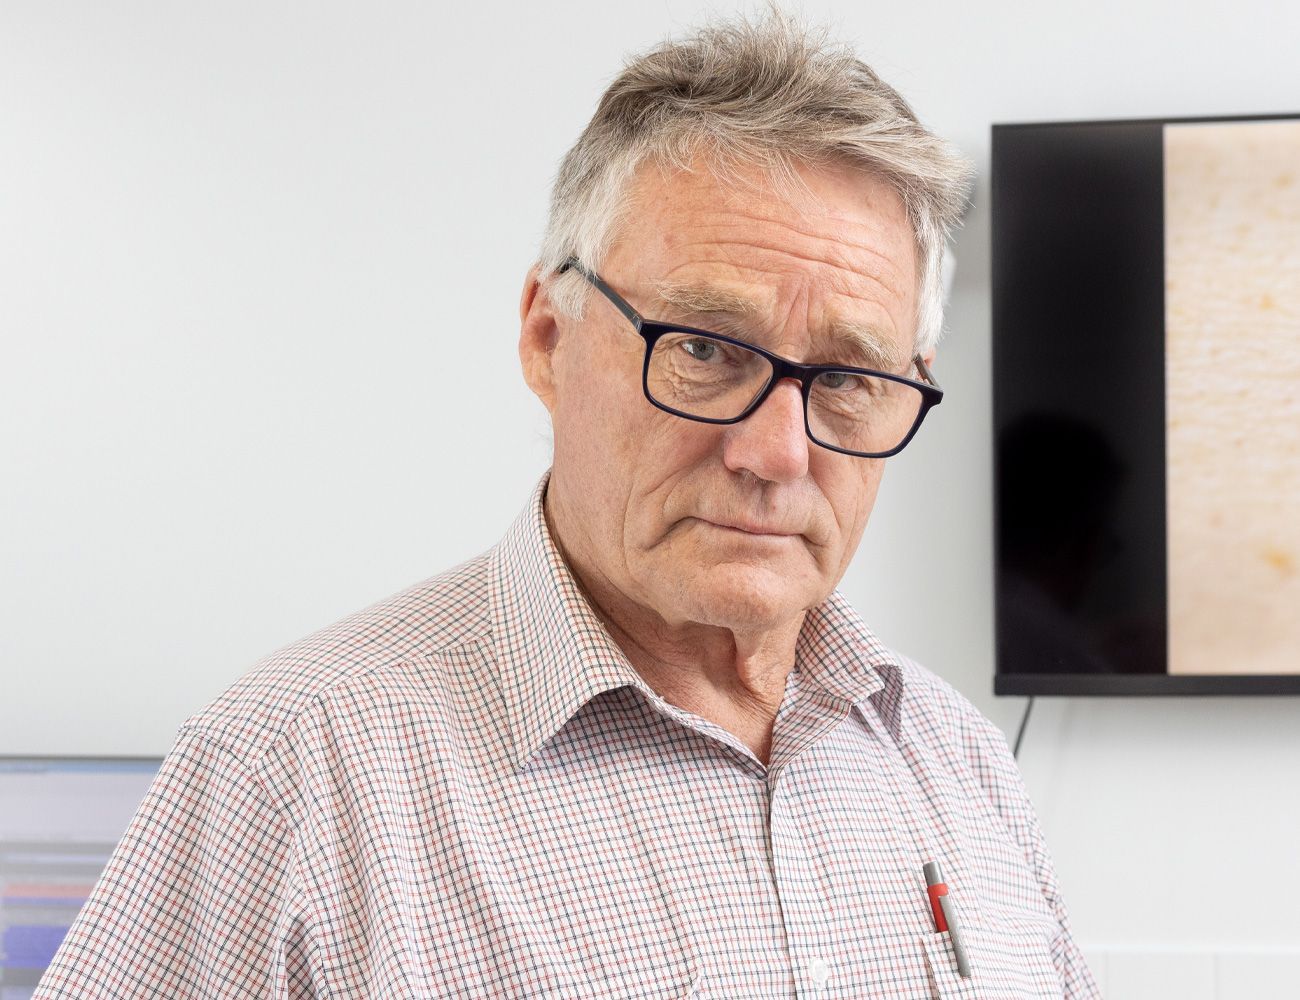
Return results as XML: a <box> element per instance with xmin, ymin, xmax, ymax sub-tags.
<box><xmin>992</xmin><ymin>113</ymin><xmax>1300</xmax><ymax>695</ymax></box>
<box><xmin>0</xmin><ymin>757</ymin><xmax>160</xmax><ymax>1000</ymax></box>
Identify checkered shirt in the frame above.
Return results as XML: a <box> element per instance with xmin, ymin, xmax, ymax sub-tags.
<box><xmin>34</xmin><ymin>471</ymin><xmax>1098</xmax><ymax>999</ymax></box>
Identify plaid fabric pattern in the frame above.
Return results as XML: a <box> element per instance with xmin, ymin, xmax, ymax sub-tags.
<box><xmin>34</xmin><ymin>471</ymin><xmax>1098</xmax><ymax>999</ymax></box>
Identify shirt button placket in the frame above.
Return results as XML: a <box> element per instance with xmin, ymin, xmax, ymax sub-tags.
<box><xmin>768</xmin><ymin>764</ymin><xmax>834</xmax><ymax>996</ymax></box>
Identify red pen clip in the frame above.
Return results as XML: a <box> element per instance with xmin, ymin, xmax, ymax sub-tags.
<box><xmin>925</xmin><ymin>871</ymin><xmax>950</xmax><ymax>932</ymax></box>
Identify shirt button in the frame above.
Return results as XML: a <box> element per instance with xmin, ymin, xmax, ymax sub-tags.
<box><xmin>808</xmin><ymin>957</ymin><xmax>831</xmax><ymax>988</ymax></box>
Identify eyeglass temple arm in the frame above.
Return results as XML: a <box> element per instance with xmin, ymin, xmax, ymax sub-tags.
<box><xmin>913</xmin><ymin>353</ymin><xmax>942</xmax><ymax>391</ymax></box>
<box><xmin>557</xmin><ymin>257</ymin><xmax>643</xmax><ymax>329</ymax></box>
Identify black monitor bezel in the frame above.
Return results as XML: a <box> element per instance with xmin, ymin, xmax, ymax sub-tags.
<box><xmin>992</xmin><ymin>111</ymin><xmax>1300</xmax><ymax>698</ymax></box>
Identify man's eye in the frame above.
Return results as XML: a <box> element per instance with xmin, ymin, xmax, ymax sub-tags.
<box><xmin>818</xmin><ymin>371</ymin><xmax>851</xmax><ymax>389</ymax></box>
<box><xmin>681</xmin><ymin>339</ymin><xmax>718</xmax><ymax>362</ymax></box>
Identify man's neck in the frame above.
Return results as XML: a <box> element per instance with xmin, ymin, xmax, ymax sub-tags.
<box><xmin>543</xmin><ymin>489</ymin><xmax>802</xmax><ymax>766</ymax></box>
<box><xmin>596</xmin><ymin>605</ymin><xmax>795</xmax><ymax>766</ymax></box>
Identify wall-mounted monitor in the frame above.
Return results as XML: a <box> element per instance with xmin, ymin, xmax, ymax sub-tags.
<box><xmin>992</xmin><ymin>113</ymin><xmax>1300</xmax><ymax>695</ymax></box>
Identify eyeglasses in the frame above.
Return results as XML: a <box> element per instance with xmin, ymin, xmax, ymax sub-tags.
<box><xmin>558</xmin><ymin>257</ymin><xmax>943</xmax><ymax>458</ymax></box>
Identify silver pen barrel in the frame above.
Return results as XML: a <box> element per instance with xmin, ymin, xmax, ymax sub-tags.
<box><xmin>937</xmin><ymin>892</ymin><xmax>972</xmax><ymax>979</ymax></box>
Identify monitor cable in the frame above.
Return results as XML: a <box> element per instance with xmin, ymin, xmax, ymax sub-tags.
<box><xmin>1012</xmin><ymin>696</ymin><xmax>1035</xmax><ymax>760</ymax></box>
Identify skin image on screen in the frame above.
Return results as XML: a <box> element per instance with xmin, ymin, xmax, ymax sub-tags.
<box><xmin>1165</xmin><ymin>119</ymin><xmax>1300</xmax><ymax>675</ymax></box>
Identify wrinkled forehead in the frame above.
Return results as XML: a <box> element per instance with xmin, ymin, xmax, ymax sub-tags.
<box><xmin>609</xmin><ymin>155</ymin><xmax>920</xmax><ymax>368</ymax></box>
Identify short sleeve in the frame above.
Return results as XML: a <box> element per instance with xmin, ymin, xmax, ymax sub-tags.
<box><xmin>32</xmin><ymin>729</ymin><xmax>317</xmax><ymax>999</ymax></box>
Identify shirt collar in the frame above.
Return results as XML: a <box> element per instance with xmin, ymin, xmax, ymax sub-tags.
<box><xmin>489</xmin><ymin>470</ymin><xmax>908</xmax><ymax>772</ymax></box>
<box><xmin>795</xmin><ymin>588</ymin><xmax>907</xmax><ymax>744</ymax></box>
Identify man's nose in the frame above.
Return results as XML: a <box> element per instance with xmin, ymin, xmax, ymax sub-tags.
<box><xmin>720</xmin><ymin>377</ymin><xmax>810</xmax><ymax>483</ymax></box>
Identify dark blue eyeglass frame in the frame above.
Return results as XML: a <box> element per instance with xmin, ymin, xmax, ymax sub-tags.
<box><xmin>557</xmin><ymin>257</ymin><xmax>944</xmax><ymax>458</ymax></box>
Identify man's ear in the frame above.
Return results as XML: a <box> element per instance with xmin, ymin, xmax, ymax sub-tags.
<box><xmin>519</xmin><ymin>265</ymin><xmax>562</xmax><ymax>415</ymax></box>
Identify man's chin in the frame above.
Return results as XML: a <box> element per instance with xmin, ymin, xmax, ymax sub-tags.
<box><xmin>670</xmin><ymin>562</ymin><xmax>815</xmax><ymax>632</ymax></box>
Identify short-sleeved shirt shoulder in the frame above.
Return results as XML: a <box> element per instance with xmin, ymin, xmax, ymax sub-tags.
<box><xmin>181</xmin><ymin>547</ymin><xmax>496</xmax><ymax>766</ymax></box>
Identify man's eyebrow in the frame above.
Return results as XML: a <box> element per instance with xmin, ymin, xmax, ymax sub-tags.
<box><xmin>826</xmin><ymin>319</ymin><xmax>910</xmax><ymax>374</ymax></box>
<box><xmin>652</xmin><ymin>281</ymin><xmax>765</xmax><ymax>319</ymax></box>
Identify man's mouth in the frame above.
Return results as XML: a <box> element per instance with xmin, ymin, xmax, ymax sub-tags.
<box><xmin>698</xmin><ymin>517</ymin><xmax>799</xmax><ymax>537</ymax></box>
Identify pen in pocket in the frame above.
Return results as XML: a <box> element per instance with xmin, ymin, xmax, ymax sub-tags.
<box><xmin>923</xmin><ymin>860</ymin><xmax>972</xmax><ymax>979</ymax></box>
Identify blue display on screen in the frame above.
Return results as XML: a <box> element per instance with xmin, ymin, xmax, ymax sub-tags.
<box><xmin>0</xmin><ymin>757</ymin><xmax>161</xmax><ymax>998</ymax></box>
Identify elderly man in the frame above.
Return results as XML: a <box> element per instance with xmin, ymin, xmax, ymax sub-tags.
<box><xmin>35</xmin><ymin>13</ymin><xmax>1098</xmax><ymax>1000</ymax></box>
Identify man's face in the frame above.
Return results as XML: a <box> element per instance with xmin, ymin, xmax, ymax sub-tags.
<box><xmin>520</xmin><ymin>156</ymin><xmax>923</xmax><ymax>636</ymax></box>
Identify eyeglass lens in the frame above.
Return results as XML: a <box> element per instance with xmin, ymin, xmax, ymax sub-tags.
<box><xmin>646</xmin><ymin>332</ymin><xmax>923</xmax><ymax>456</ymax></box>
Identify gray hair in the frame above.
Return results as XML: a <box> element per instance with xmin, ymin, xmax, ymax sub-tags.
<box><xmin>536</xmin><ymin>9</ymin><xmax>974</xmax><ymax>356</ymax></box>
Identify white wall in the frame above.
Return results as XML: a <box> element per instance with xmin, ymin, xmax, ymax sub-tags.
<box><xmin>4</xmin><ymin>1</ymin><xmax>1298</xmax><ymax>993</ymax></box>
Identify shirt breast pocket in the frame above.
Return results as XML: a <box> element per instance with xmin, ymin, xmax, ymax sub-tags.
<box><xmin>921</xmin><ymin>926</ymin><xmax>1064</xmax><ymax>999</ymax></box>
